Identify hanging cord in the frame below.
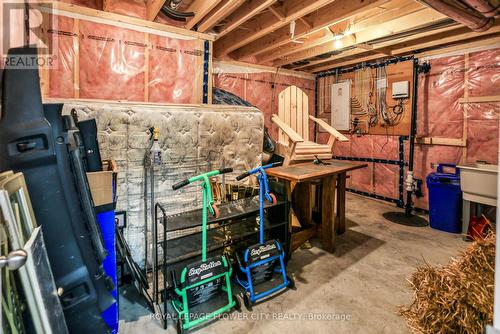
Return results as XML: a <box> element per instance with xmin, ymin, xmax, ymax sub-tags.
<box><xmin>377</xmin><ymin>65</ymin><xmax>406</xmax><ymax>127</ymax></box>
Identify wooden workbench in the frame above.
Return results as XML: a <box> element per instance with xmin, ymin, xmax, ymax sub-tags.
<box><xmin>267</xmin><ymin>160</ymin><xmax>367</xmax><ymax>253</ymax></box>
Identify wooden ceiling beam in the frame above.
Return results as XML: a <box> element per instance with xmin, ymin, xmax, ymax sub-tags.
<box><xmin>257</xmin><ymin>30</ymin><xmax>333</xmax><ymax>63</ymax></box>
<box><xmin>307</xmin><ymin>25</ymin><xmax>500</xmax><ymax>72</ymax></box>
<box><xmin>146</xmin><ymin>0</ymin><xmax>166</xmax><ymax>21</ymax></box>
<box><xmin>216</xmin><ymin>0</ymin><xmax>277</xmax><ymax>38</ymax></box>
<box><xmin>214</xmin><ymin>0</ymin><xmax>337</xmax><ymax>58</ymax></box>
<box><xmin>291</xmin><ymin>24</ymin><xmax>460</xmax><ymax>70</ymax></box>
<box><xmin>273</xmin><ymin>7</ymin><xmax>447</xmax><ymax>67</ymax></box>
<box><xmin>268</xmin><ymin>4</ymin><xmax>286</xmax><ymax>21</ymax></box>
<box><xmin>185</xmin><ymin>0</ymin><xmax>223</xmax><ymax>30</ymax></box>
<box><xmin>231</xmin><ymin>0</ymin><xmax>398</xmax><ymax>60</ymax></box>
<box><xmin>197</xmin><ymin>0</ymin><xmax>246</xmax><ymax>32</ymax></box>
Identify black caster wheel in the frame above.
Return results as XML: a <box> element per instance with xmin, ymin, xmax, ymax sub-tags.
<box><xmin>176</xmin><ymin>318</ymin><xmax>184</xmax><ymax>334</ymax></box>
<box><xmin>243</xmin><ymin>292</ymin><xmax>253</xmax><ymax>311</ymax></box>
<box><xmin>233</xmin><ymin>294</ymin><xmax>242</xmax><ymax>312</ymax></box>
<box><xmin>287</xmin><ymin>275</ymin><xmax>296</xmax><ymax>290</ymax></box>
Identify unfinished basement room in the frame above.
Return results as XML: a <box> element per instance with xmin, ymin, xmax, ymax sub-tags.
<box><xmin>0</xmin><ymin>0</ymin><xmax>499</xmax><ymax>333</ymax></box>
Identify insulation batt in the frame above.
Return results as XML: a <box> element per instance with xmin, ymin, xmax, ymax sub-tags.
<box><xmin>46</xmin><ymin>14</ymin><xmax>203</xmax><ymax>103</ymax></box>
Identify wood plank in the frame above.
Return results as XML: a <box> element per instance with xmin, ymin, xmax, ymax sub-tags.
<box><xmin>291</xmin><ymin>85</ymin><xmax>298</xmax><ymax>134</ymax></box>
<box><xmin>146</xmin><ymin>0</ymin><xmax>165</xmax><ymax>21</ymax></box>
<box><xmin>215</xmin><ymin>0</ymin><xmax>336</xmax><ymax>57</ymax></box>
<box><xmin>290</xmin><ymin>226</ymin><xmax>317</xmax><ymax>252</ymax></box>
<box><xmin>459</xmin><ymin>95</ymin><xmax>500</xmax><ymax>103</ymax></box>
<box><xmin>73</xmin><ymin>19</ymin><xmax>80</xmax><ymax>99</ymax></box>
<box><xmin>266</xmin><ymin>160</ymin><xmax>367</xmax><ymax>183</ymax></box>
<box><xmin>144</xmin><ymin>32</ymin><xmax>149</xmax><ymax>102</ymax></box>
<box><xmin>273</xmin><ymin>7</ymin><xmax>447</xmax><ymax>67</ymax></box>
<box><xmin>197</xmin><ymin>0</ymin><xmax>246</xmax><ymax>33</ymax></box>
<box><xmin>216</xmin><ymin>0</ymin><xmax>277</xmax><ymax>38</ymax></box>
<box><xmin>415</xmin><ymin>137</ymin><xmax>466</xmax><ymax>147</ymax></box>
<box><xmin>268</xmin><ymin>4</ymin><xmax>285</xmax><ymax>21</ymax></box>
<box><xmin>36</xmin><ymin>1</ymin><xmax>215</xmax><ymax>41</ymax></box>
<box><xmin>336</xmin><ymin>173</ymin><xmax>346</xmax><ymax>234</ymax></box>
<box><xmin>320</xmin><ymin>175</ymin><xmax>336</xmax><ymax>252</ymax></box>
<box><xmin>257</xmin><ymin>31</ymin><xmax>333</xmax><ymax>63</ymax></box>
<box><xmin>231</xmin><ymin>0</ymin><xmax>404</xmax><ymax>60</ymax></box>
<box><xmin>185</xmin><ymin>0</ymin><xmax>223</xmax><ymax>30</ymax></box>
<box><xmin>308</xmin><ymin>29</ymin><xmax>500</xmax><ymax>73</ymax></box>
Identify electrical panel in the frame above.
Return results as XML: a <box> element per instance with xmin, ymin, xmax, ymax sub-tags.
<box><xmin>331</xmin><ymin>80</ymin><xmax>351</xmax><ymax>131</ymax></box>
<box><xmin>392</xmin><ymin>81</ymin><xmax>409</xmax><ymax>99</ymax></box>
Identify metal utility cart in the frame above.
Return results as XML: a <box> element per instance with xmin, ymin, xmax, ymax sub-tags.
<box><xmin>152</xmin><ymin>182</ymin><xmax>290</xmax><ymax>330</ymax></box>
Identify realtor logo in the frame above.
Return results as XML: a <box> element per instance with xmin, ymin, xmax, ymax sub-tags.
<box><xmin>1</xmin><ymin>1</ymin><xmax>58</xmax><ymax>69</ymax></box>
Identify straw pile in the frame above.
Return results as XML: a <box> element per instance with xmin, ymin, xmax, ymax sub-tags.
<box><xmin>400</xmin><ymin>233</ymin><xmax>495</xmax><ymax>334</ymax></box>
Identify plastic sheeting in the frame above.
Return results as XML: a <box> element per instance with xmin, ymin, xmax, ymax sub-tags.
<box><xmin>214</xmin><ymin>63</ymin><xmax>316</xmax><ymax>141</ymax></box>
<box><xmin>45</xmin><ymin>13</ymin><xmax>204</xmax><ymax>103</ymax></box>
<box><xmin>330</xmin><ymin>47</ymin><xmax>499</xmax><ymax>210</ymax></box>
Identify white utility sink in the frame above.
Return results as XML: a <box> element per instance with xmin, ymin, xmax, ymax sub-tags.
<box><xmin>457</xmin><ymin>162</ymin><xmax>498</xmax><ymax>206</ymax></box>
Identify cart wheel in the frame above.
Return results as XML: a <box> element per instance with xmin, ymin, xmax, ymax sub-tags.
<box><xmin>268</xmin><ymin>193</ymin><xmax>277</xmax><ymax>205</ymax></box>
<box><xmin>243</xmin><ymin>292</ymin><xmax>253</xmax><ymax>311</ymax></box>
<box><xmin>211</xmin><ymin>204</ymin><xmax>220</xmax><ymax>218</ymax></box>
<box><xmin>176</xmin><ymin>318</ymin><xmax>184</xmax><ymax>334</ymax></box>
<box><xmin>287</xmin><ymin>275</ymin><xmax>296</xmax><ymax>290</ymax></box>
<box><xmin>233</xmin><ymin>294</ymin><xmax>242</xmax><ymax>312</ymax></box>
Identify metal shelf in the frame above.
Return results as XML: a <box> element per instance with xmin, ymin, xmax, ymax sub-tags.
<box><xmin>158</xmin><ymin>195</ymin><xmax>286</xmax><ymax>233</ymax></box>
<box><xmin>160</xmin><ymin>219</ymin><xmax>288</xmax><ymax>265</ymax></box>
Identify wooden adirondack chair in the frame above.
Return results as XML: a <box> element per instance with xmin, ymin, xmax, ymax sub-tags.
<box><xmin>272</xmin><ymin>85</ymin><xmax>348</xmax><ymax>165</ymax></box>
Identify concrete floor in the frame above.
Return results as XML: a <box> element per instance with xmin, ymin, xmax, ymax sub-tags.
<box><xmin>119</xmin><ymin>193</ymin><xmax>466</xmax><ymax>334</ymax></box>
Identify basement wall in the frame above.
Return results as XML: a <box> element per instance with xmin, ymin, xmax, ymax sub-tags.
<box><xmin>326</xmin><ymin>48</ymin><xmax>500</xmax><ymax>210</ymax></box>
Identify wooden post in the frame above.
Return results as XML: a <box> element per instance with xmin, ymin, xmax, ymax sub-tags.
<box><xmin>320</xmin><ymin>174</ymin><xmax>337</xmax><ymax>252</ymax></box>
<box><xmin>336</xmin><ymin>172</ymin><xmax>346</xmax><ymax>234</ymax></box>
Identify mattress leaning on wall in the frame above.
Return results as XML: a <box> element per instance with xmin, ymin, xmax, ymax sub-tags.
<box><xmin>58</xmin><ymin>101</ymin><xmax>264</xmax><ymax>266</ymax></box>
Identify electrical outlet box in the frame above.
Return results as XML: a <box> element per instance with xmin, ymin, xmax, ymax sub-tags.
<box><xmin>392</xmin><ymin>81</ymin><xmax>409</xmax><ymax>99</ymax></box>
<box><xmin>331</xmin><ymin>81</ymin><xmax>351</xmax><ymax>131</ymax></box>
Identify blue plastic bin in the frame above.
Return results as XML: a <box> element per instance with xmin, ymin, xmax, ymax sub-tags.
<box><xmin>426</xmin><ymin>163</ymin><xmax>462</xmax><ymax>233</ymax></box>
<box><xmin>97</xmin><ymin>210</ymin><xmax>118</xmax><ymax>333</ymax></box>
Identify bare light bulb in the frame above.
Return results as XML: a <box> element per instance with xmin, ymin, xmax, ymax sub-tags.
<box><xmin>334</xmin><ymin>39</ymin><xmax>343</xmax><ymax>49</ymax></box>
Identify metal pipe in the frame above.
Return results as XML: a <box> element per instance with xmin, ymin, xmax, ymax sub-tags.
<box><xmin>461</xmin><ymin>0</ymin><xmax>499</xmax><ymax>17</ymax></box>
<box><xmin>405</xmin><ymin>58</ymin><xmax>420</xmax><ymax>216</ymax></box>
<box><xmin>419</xmin><ymin>0</ymin><xmax>494</xmax><ymax>31</ymax></box>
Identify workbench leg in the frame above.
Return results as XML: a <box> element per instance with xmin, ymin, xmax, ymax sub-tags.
<box><xmin>321</xmin><ymin>175</ymin><xmax>337</xmax><ymax>253</ymax></box>
<box><xmin>286</xmin><ymin>181</ymin><xmax>301</xmax><ymax>229</ymax></box>
<box><xmin>293</xmin><ymin>182</ymin><xmax>313</xmax><ymax>226</ymax></box>
<box><xmin>336</xmin><ymin>173</ymin><xmax>346</xmax><ymax>234</ymax></box>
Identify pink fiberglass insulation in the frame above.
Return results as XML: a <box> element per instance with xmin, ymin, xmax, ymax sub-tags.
<box><xmin>468</xmin><ymin>48</ymin><xmax>500</xmax><ymax>96</ymax></box>
<box><xmin>349</xmin><ymin>162</ymin><xmax>373</xmax><ymax>193</ymax></box>
<box><xmin>78</xmin><ymin>20</ymin><xmax>146</xmax><ymax>101</ymax></box>
<box><xmin>48</xmin><ymin>15</ymin><xmax>76</xmax><ymax>98</ymax></box>
<box><xmin>373</xmin><ymin>135</ymin><xmax>399</xmax><ymax>161</ymax></box>
<box><xmin>350</xmin><ymin>134</ymin><xmax>373</xmax><ymax>158</ymax></box>
<box><xmin>374</xmin><ymin>164</ymin><xmax>399</xmax><ymax>199</ymax></box>
<box><xmin>148</xmin><ymin>35</ymin><xmax>199</xmax><ymax>104</ymax></box>
<box><xmin>416</xmin><ymin>55</ymin><xmax>465</xmax><ymax>138</ymax></box>
<box><xmin>101</xmin><ymin>0</ymin><xmax>147</xmax><ymax>19</ymax></box>
<box><xmin>58</xmin><ymin>0</ymin><xmax>101</xmax><ymax>9</ymax></box>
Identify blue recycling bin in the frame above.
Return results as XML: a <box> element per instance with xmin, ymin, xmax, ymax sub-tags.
<box><xmin>97</xmin><ymin>210</ymin><xmax>118</xmax><ymax>333</ymax></box>
<box><xmin>426</xmin><ymin>163</ymin><xmax>462</xmax><ymax>233</ymax></box>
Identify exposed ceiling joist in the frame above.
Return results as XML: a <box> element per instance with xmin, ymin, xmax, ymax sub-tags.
<box><xmin>308</xmin><ymin>25</ymin><xmax>500</xmax><ymax>72</ymax></box>
<box><xmin>185</xmin><ymin>0</ymin><xmax>223</xmax><ymax>30</ymax></box>
<box><xmin>268</xmin><ymin>5</ymin><xmax>286</xmax><ymax>21</ymax></box>
<box><xmin>214</xmin><ymin>0</ymin><xmax>338</xmax><ymax>58</ymax></box>
<box><xmin>273</xmin><ymin>7</ymin><xmax>448</xmax><ymax>67</ymax></box>
<box><xmin>145</xmin><ymin>0</ymin><xmax>165</xmax><ymax>21</ymax></box>
<box><xmin>292</xmin><ymin>24</ymin><xmax>460</xmax><ymax>70</ymax></box>
<box><xmin>216</xmin><ymin>0</ymin><xmax>278</xmax><ymax>38</ymax></box>
<box><xmin>197</xmin><ymin>0</ymin><xmax>246</xmax><ymax>32</ymax></box>
<box><xmin>231</xmin><ymin>0</ymin><xmax>393</xmax><ymax>60</ymax></box>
